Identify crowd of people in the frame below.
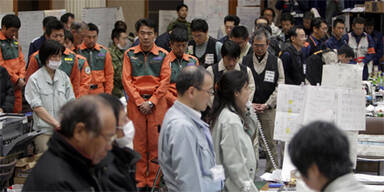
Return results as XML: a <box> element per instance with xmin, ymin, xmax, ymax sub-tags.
<box><xmin>0</xmin><ymin>1</ymin><xmax>380</xmax><ymax>192</ymax></box>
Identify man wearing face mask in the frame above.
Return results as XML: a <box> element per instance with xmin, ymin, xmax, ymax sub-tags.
<box><xmin>164</xmin><ymin>27</ymin><xmax>199</xmax><ymax>107</ymax></box>
<box><xmin>26</xmin><ymin>20</ymin><xmax>91</xmax><ymax>98</ymax></box>
<box><xmin>97</xmin><ymin>93</ymin><xmax>140</xmax><ymax>192</ymax></box>
<box><xmin>109</xmin><ymin>28</ymin><xmax>129</xmax><ymax>98</ymax></box>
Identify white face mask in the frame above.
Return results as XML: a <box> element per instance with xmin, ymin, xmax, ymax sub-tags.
<box><xmin>47</xmin><ymin>60</ymin><xmax>61</xmax><ymax>70</ymax></box>
<box><xmin>117</xmin><ymin>40</ymin><xmax>130</xmax><ymax>51</ymax></box>
<box><xmin>115</xmin><ymin>121</ymin><xmax>135</xmax><ymax>148</ymax></box>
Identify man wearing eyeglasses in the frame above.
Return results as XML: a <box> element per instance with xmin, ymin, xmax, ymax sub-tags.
<box><xmin>159</xmin><ymin>66</ymin><xmax>223</xmax><ymax>192</ymax></box>
<box><xmin>23</xmin><ymin>95</ymin><xmax>117</xmax><ymax>191</ymax></box>
<box><xmin>242</xmin><ymin>28</ymin><xmax>285</xmax><ymax>173</ymax></box>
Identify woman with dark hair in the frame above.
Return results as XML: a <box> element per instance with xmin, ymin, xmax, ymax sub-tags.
<box><xmin>25</xmin><ymin>40</ymin><xmax>75</xmax><ymax>152</ymax></box>
<box><xmin>97</xmin><ymin>93</ymin><xmax>140</xmax><ymax>192</ymax></box>
<box><xmin>210</xmin><ymin>70</ymin><xmax>258</xmax><ymax>192</ymax></box>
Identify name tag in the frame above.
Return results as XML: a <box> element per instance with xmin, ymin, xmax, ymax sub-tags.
<box><xmin>205</xmin><ymin>54</ymin><xmax>214</xmax><ymax>64</ymax></box>
<box><xmin>210</xmin><ymin>165</ymin><xmax>225</xmax><ymax>182</ymax></box>
<box><xmin>264</xmin><ymin>70</ymin><xmax>275</xmax><ymax>83</ymax></box>
<box><xmin>188</xmin><ymin>45</ymin><xmax>194</xmax><ymax>55</ymax></box>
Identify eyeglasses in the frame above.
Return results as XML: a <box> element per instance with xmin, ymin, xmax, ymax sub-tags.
<box><xmin>195</xmin><ymin>86</ymin><xmax>215</xmax><ymax>95</ymax></box>
<box><xmin>100</xmin><ymin>133</ymin><xmax>117</xmax><ymax>144</ymax></box>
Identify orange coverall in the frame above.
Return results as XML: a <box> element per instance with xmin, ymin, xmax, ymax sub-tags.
<box><xmin>122</xmin><ymin>44</ymin><xmax>170</xmax><ymax>188</ymax></box>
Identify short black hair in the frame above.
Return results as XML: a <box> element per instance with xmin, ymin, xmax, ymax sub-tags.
<box><xmin>311</xmin><ymin>18</ymin><xmax>327</xmax><ymax>30</ymax></box>
<box><xmin>288</xmin><ymin>121</ymin><xmax>353</xmax><ymax>180</ymax></box>
<box><xmin>230</xmin><ymin>25</ymin><xmax>249</xmax><ymax>40</ymax></box>
<box><xmin>280</xmin><ymin>12</ymin><xmax>294</xmax><ymax>24</ymax></box>
<box><xmin>60</xmin><ymin>13</ymin><xmax>74</xmax><ymax>24</ymax></box>
<box><xmin>58</xmin><ymin>95</ymin><xmax>112</xmax><ymax>138</ymax></box>
<box><xmin>287</xmin><ymin>25</ymin><xmax>304</xmax><ymax>41</ymax></box>
<box><xmin>64</xmin><ymin>29</ymin><xmax>74</xmax><ymax>43</ymax></box>
<box><xmin>224</xmin><ymin>15</ymin><xmax>240</xmax><ymax>26</ymax></box>
<box><xmin>338</xmin><ymin>45</ymin><xmax>354</xmax><ymax>58</ymax></box>
<box><xmin>352</xmin><ymin>17</ymin><xmax>365</xmax><ymax>25</ymax></box>
<box><xmin>114</xmin><ymin>20</ymin><xmax>127</xmax><ymax>31</ymax></box>
<box><xmin>221</xmin><ymin>40</ymin><xmax>241</xmax><ymax>59</ymax></box>
<box><xmin>1</xmin><ymin>14</ymin><xmax>21</xmax><ymax>29</ymax></box>
<box><xmin>176</xmin><ymin>3</ymin><xmax>188</xmax><ymax>12</ymax></box>
<box><xmin>333</xmin><ymin>18</ymin><xmax>345</xmax><ymax>28</ymax></box>
<box><xmin>303</xmin><ymin>11</ymin><xmax>314</xmax><ymax>20</ymax></box>
<box><xmin>111</xmin><ymin>28</ymin><xmax>126</xmax><ymax>41</ymax></box>
<box><xmin>46</xmin><ymin>20</ymin><xmax>64</xmax><ymax>36</ymax></box>
<box><xmin>135</xmin><ymin>18</ymin><xmax>157</xmax><ymax>33</ymax></box>
<box><xmin>170</xmin><ymin>27</ymin><xmax>188</xmax><ymax>42</ymax></box>
<box><xmin>176</xmin><ymin>66</ymin><xmax>211</xmax><ymax>96</ymax></box>
<box><xmin>262</xmin><ymin>8</ymin><xmax>276</xmax><ymax>18</ymax></box>
<box><xmin>43</xmin><ymin>16</ymin><xmax>58</xmax><ymax>28</ymax></box>
<box><xmin>98</xmin><ymin>93</ymin><xmax>123</xmax><ymax>126</ymax></box>
<box><xmin>365</xmin><ymin>18</ymin><xmax>375</xmax><ymax>27</ymax></box>
<box><xmin>191</xmin><ymin>18</ymin><xmax>208</xmax><ymax>33</ymax></box>
<box><xmin>255</xmin><ymin>16</ymin><xmax>270</xmax><ymax>25</ymax></box>
<box><xmin>88</xmin><ymin>23</ymin><xmax>99</xmax><ymax>34</ymax></box>
<box><xmin>39</xmin><ymin>40</ymin><xmax>65</xmax><ymax>66</ymax></box>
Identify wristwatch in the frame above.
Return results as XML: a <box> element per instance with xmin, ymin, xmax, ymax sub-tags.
<box><xmin>148</xmin><ymin>101</ymin><xmax>154</xmax><ymax>108</ymax></box>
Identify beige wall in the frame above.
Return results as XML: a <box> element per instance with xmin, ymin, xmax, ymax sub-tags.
<box><xmin>0</xmin><ymin>0</ymin><xmax>13</xmax><ymax>13</ymax></box>
<box><xmin>107</xmin><ymin>0</ymin><xmax>145</xmax><ymax>34</ymax></box>
<box><xmin>52</xmin><ymin>0</ymin><xmax>65</xmax><ymax>9</ymax></box>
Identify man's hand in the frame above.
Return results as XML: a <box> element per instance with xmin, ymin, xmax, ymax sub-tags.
<box><xmin>0</xmin><ymin>108</ymin><xmax>3</xmax><ymax>113</ymax></box>
<box><xmin>139</xmin><ymin>101</ymin><xmax>153</xmax><ymax>115</ymax></box>
<box><xmin>17</xmin><ymin>78</ymin><xmax>25</xmax><ymax>88</ymax></box>
<box><xmin>253</xmin><ymin>103</ymin><xmax>268</xmax><ymax>113</ymax></box>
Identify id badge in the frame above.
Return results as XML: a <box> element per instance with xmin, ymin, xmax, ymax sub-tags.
<box><xmin>264</xmin><ymin>70</ymin><xmax>275</xmax><ymax>83</ymax></box>
<box><xmin>205</xmin><ymin>54</ymin><xmax>214</xmax><ymax>64</ymax></box>
<box><xmin>188</xmin><ymin>45</ymin><xmax>194</xmax><ymax>55</ymax></box>
<box><xmin>210</xmin><ymin>165</ymin><xmax>225</xmax><ymax>182</ymax></box>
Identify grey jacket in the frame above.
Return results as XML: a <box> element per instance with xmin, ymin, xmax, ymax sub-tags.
<box><xmin>159</xmin><ymin>101</ymin><xmax>223</xmax><ymax>192</ymax></box>
<box><xmin>323</xmin><ymin>173</ymin><xmax>371</xmax><ymax>192</ymax></box>
<box><xmin>212</xmin><ymin>106</ymin><xmax>259</xmax><ymax>192</ymax></box>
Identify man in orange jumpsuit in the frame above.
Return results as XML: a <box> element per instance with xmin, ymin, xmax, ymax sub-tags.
<box><xmin>0</xmin><ymin>14</ymin><xmax>26</xmax><ymax>113</ymax></box>
<box><xmin>25</xmin><ymin>20</ymin><xmax>91</xmax><ymax>98</ymax></box>
<box><xmin>164</xmin><ymin>27</ymin><xmax>199</xmax><ymax>107</ymax></box>
<box><xmin>122</xmin><ymin>18</ymin><xmax>170</xmax><ymax>190</ymax></box>
<box><xmin>77</xmin><ymin>23</ymin><xmax>113</xmax><ymax>94</ymax></box>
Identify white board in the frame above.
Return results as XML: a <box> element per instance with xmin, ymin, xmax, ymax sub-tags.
<box><xmin>184</xmin><ymin>0</ymin><xmax>228</xmax><ymax>38</ymax></box>
<box><xmin>18</xmin><ymin>11</ymin><xmax>45</xmax><ymax>63</ymax></box>
<box><xmin>274</xmin><ymin>85</ymin><xmax>366</xmax><ymax>142</ymax></box>
<box><xmin>236</xmin><ymin>6</ymin><xmax>260</xmax><ymax>35</ymax></box>
<box><xmin>18</xmin><ymin>10</ymin><xmax>66</xmax><ymax>63</ymax></box>
<box><xmin>322</xmin><ymin>63</ymin><xmax>363</xmax><ymax>89</ymax></box>
<box><xmin>158</xmin><ymin>10</ymin><xmax>178</xmax><ymax>35</ymax></box>
<box><xmin>82</xmin><ymin>7</ymin><xmax>123</xmax><ymax>47</ymax></box>
<box><xmin>238</xmin><ymin>0</ymin><xmax>260</xmax><ymax>6</ymax></box>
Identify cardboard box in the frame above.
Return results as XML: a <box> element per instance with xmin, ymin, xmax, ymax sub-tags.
<box><xmin>365</xmin><ymin>1</ymin><xmax>384</xmax><ymax>13</ymax></box>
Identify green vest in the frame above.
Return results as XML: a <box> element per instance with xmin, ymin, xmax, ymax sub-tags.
<box><xmin>0</xmin><ymin>39</ymin><xmax>19</xmax><ymax>60</ymax></box>
<box><xmin>35</xmin><ymin>52</ymin><xmax>76</xmax><ymax>76</ymax></box>
<box><xmin>170</xmin><ymin>56</ymin><xmax>198</xmax><ymax>83</ymax></box>
<box><xmin>78</xmin><ymin>47</ymin><xmax>108</xmax><ymax>71</ymax></box>
<box><xmin>126</xmin><ymin>50</ymin><xmax>167</xmax><ymax>77</ymax></box>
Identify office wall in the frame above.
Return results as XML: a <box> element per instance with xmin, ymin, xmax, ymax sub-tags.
<box><xmin>107</xmin><ymin>0</ymin><xmax>145</xmax><ymax>34</ymax></box>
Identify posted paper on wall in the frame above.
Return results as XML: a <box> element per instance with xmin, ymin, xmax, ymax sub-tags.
<box><xmin>322</xmin><ymin>64</ymin><xmax>363</xmax><ymax>89</ymax></box>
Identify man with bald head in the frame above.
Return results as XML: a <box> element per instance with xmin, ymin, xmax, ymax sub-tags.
<box><xmin>23</xmin><ymin>95</ymin><xmax>116</xmax><ymax>191</ymax></box>
<box><xmin>159</xmin><ymin>66</ymin><xmax>223</xmax><ymax>192</ymax></box>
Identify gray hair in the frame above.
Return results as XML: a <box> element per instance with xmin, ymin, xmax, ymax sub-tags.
<box><xmin>70</xmin><ymin>21</ymin><xmax>88</xmax><ymax>32</ymax></box>
<box><xmin>58</xmin><ymin>95</ymin><xmax>112</xmax><ymax>138</ymax></box>
<box><xmin>251</xmin><ymin>28</ymin><xmax>270</xmax><ymax>44</ymax></box>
